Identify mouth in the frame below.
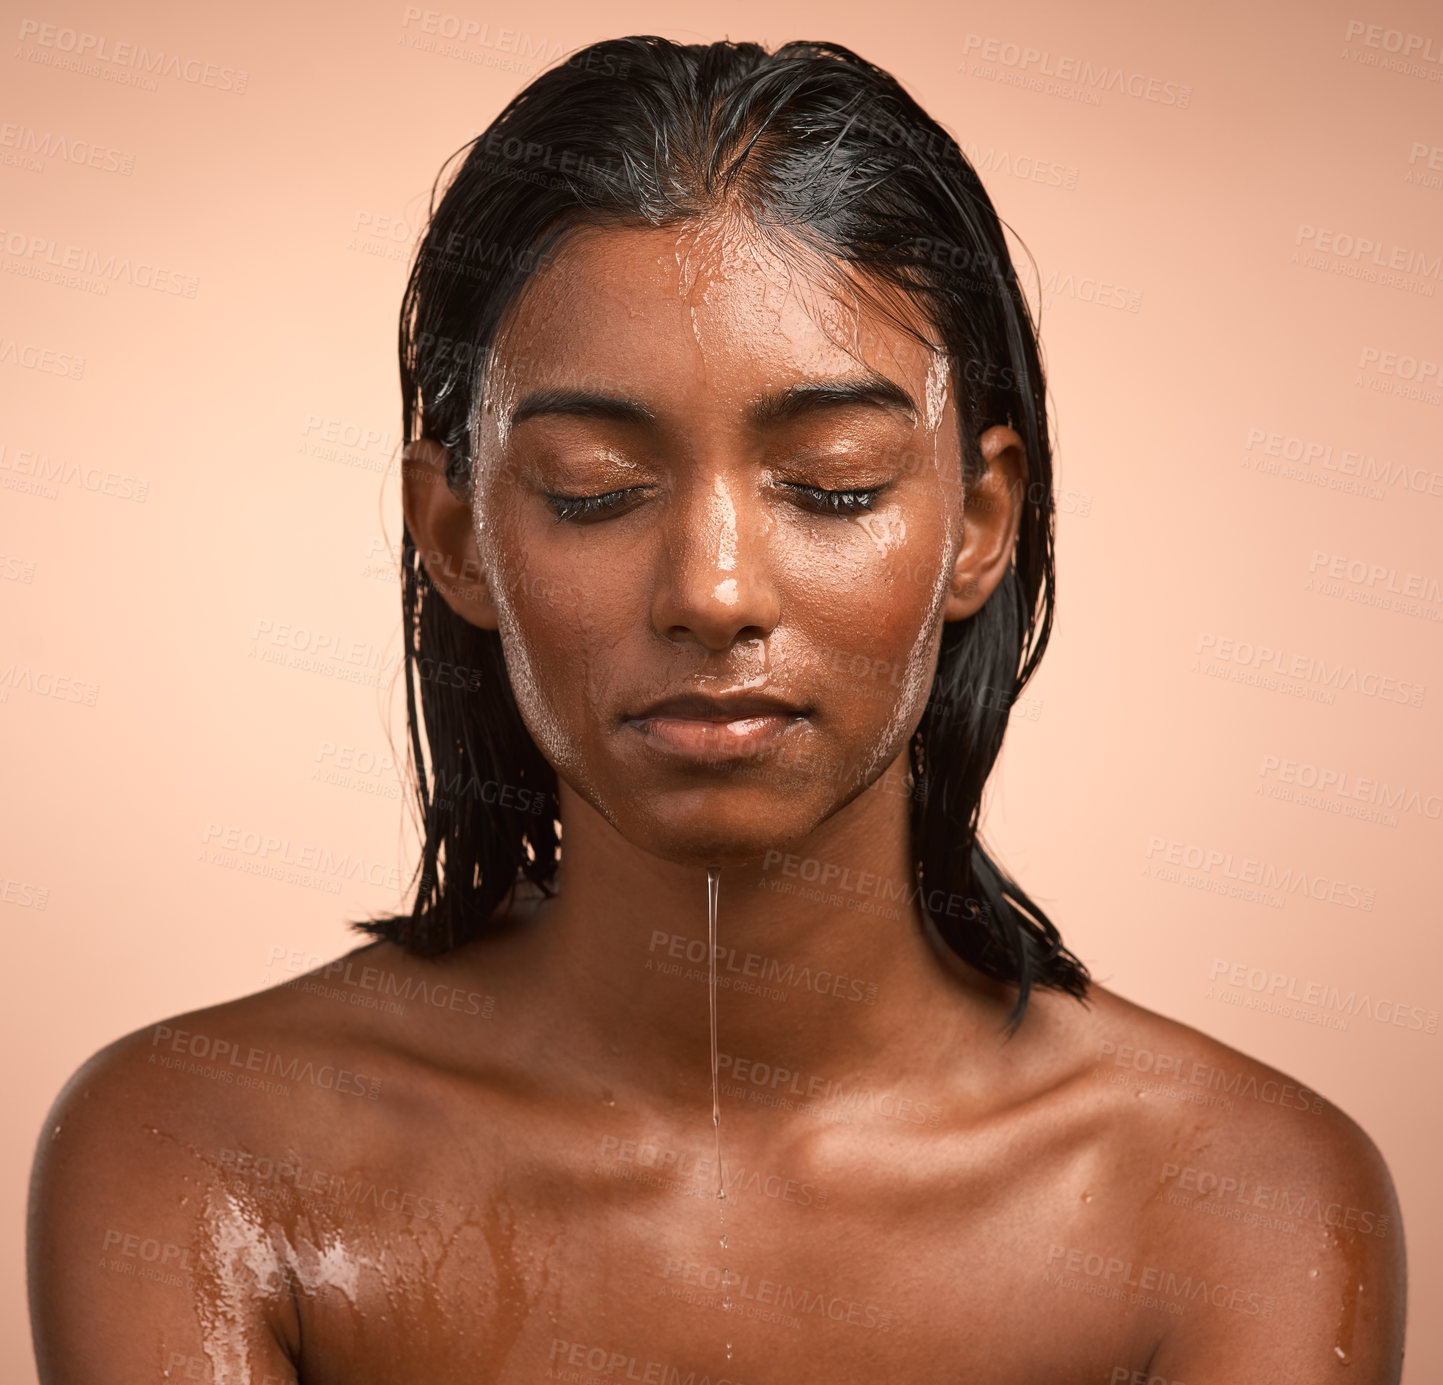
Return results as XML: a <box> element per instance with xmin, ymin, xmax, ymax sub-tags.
<box><xmin>622</xmin><ymin>691</ymin><xmax>811</xmax><ymax>762</ymax></box>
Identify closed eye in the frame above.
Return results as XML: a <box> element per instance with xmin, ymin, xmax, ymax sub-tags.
<box><xmin>784</xmin><ymin>483</ymin><xmax>888</xmax><ymax>516</ymax></box>
<box><xmin>544</xmin><ymin>488</ymin><xmax>647</xmax><ymax>523</ymax></box>
<box><xmin>543</xmin><ymin>482</ymin><xmax>889</xmax><ymax>524</ymax></box>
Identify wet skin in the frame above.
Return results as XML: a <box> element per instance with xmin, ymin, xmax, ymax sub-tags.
<box><xmin>30</xmin><ymin>221</ymin><xmax>1404</xmax><ymax>1383</ymax></box>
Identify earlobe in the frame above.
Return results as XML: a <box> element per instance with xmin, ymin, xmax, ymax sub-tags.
<box><xmin>941</xmin><ymin>424</ymin><xmax>1026</xmax><ymax>622</ymax></box>
<box><xmin>400</xmin><ymin>439</ymin><xmax>500</xmax><ymax>631</ymax></box>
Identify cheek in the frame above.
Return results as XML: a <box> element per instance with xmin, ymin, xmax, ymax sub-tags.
<box><xmin>480</xmin><ymin>513</ymin><xmax>610</xmax><ymax>781</ymax></box>
<box><xmin>840</xmin><ymin>557</ymin><xmax>948</xmax><ymax>783</ymax></box>
<box><xmin>855</xmin><ymin>512</ymin><xmax>948</xmax><ymax>604</ymax></box>
<box><xmin>491</xmin><ymin>584</ymin><xmax>598</xmax><ymax>789</ymax></box>
<box><xmin>788</xmin><ymin>511</ymin><xmax>952</xmax><ymax>706</ymax></box>
<box><xmin>780</xmin><ymin>542</ymin><xmax>945</xmax><ymax>790</ymax></box>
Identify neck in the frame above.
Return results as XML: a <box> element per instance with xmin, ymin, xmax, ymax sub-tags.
<box><xmin>497</xmin><ymin>765</ymin><xmax>1012</xmax><ymax>1111</ymax></box>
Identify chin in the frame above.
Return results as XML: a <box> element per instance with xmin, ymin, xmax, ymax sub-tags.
<box><xmin>618</xmin><ymin>788</ymin><xmax>832</xmax><ymax>870</ymax></box>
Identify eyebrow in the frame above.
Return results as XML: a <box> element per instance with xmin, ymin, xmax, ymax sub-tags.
<box><xmin>750</xmin><ymin>377</ymin><xmax>919</xmax><ymax>427</ymax></box>
<box><xmin>509</xmin><ymin>390</ymin><xmax>658</xmax><ymax>429</ymax></box>
<box><xmin>508</xmin><ymin>374</ymin><xmax>919</xmax><ymax>431</ymax></box>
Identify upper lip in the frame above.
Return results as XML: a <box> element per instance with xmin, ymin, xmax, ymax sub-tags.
<box><xmin>627</xmin><ymin>690</ymin><xmax>809</xmax><ymax>722</ymax></box>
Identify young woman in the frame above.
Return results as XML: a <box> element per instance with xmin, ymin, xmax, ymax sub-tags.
<box><xmin>29</xmin><ymin>36</ymin><xmax>1405</xmax><ymax>1384</ymax></box>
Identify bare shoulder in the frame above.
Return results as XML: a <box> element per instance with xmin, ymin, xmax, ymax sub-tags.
<box><xmin>1029</xmin><ymin>981</ymin><xmax>1406</xmax><ymax>1380</ymax></box>
<box><xmin>31</xmin><ymin>936</ymin><xmax>501</xmax><ymax>1184</ymax></box>
<box><xmin>27</xmin><ymin>939</ymin><xmax>500</xmax><ymax>1381</ymax></box>
<box><xmin>26</xmin><ymin>975</ymin><xmax>334</xmax><ymax>1380</ymax></box>
<box><xmin>1072</xmin><ymin>983</ymin><xmax>1400</xmax><ymax>1204</ymax></box>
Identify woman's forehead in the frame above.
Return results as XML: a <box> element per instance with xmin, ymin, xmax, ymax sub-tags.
<box><xmin>481</xmin><ymin>220</ymin><xmax>941</xmax><ymax>407</ymax></box>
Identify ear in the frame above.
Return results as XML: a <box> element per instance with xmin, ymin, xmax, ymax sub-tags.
<box><xmin>942</xmin><ymin>423</ymin><xmax>1027</xmax><ymax>622</ymax></box>
<box><xmin>400</xmin><ymin>439</ymin><xmax>499</xmax><ymax>631</ymax></box>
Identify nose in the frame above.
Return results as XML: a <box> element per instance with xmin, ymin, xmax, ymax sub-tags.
<box><xmin>649</xmin><ymin>473</ymin><xmax>781</xmax><ymax>651</ymax></box>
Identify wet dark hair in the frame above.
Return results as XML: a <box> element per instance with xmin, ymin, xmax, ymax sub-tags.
<box><xmin>357</xmin><ymin>34</ymin><xmax>1090</xmax><ymax>1026</ymax></box>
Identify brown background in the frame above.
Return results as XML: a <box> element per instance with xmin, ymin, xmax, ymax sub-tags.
<box><xmin>2</xmin><ymin>0</ymin><xmax>1440</xmax><ymax>1377</ymax></box>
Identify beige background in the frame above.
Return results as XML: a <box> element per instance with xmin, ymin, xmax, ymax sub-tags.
<box><xmin>3</xmin><ymin>0</ymin><xmax>1440</xmax><ymax>1377</ymax></box>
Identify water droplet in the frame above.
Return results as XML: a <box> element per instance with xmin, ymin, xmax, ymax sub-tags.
<box><xmin>1308</xmin><ymin>1267</ymin><xmax>1320</xmax><ymax>1278</ymax></box>
<box><xmin>1133</xmin><ymin>1089</ymin><xmax>1146</xmax><ymax>1099</ymax></box>
<box><xmin>708</xmin><ymin>866</ymin><xmax>723</xmax><ymax>1203</ymax></box>
<box><xmin>706</xmin><ymin>867</ymin><xmax>733</xmax><ymax>1361</ymax></box>
<box><xmin>601</xmin><ymin>1087</ymin><xmax>615</xmax><ymax>1107</ymax></box>
<box><xmin>1081</xmin><ymin>1191</ymin><xmax>1093</xmax><ymax>1203</ymax></box>
<box><xmin>1334</xmin><ymin>1347</ymin><xmax>1351</xmax><ymax>1364</ymax></box>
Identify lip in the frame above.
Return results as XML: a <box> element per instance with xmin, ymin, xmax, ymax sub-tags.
<box><xmin>623</xmin><ymin>690</ymin><xmax>811</xmax><ymax>762</ymax></box>
<box><xmin>629</xmin><ymin>691</ymin><xmax>807</xmax><ymax>721</ymax></box>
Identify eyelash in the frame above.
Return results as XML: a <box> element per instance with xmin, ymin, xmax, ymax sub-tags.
<box><xmin>544</xmin><ymin>484</ymin><xmax>886</xmax><ymax>524</ymax></box>
<box><xmin>790</xmin><ymin>484</ymin><xmax>884</xmax><ymax>516</ymax></box>
<box><xmin>545</xmin><ymin>489</ymin><xmax>638</xmax><ymax>523</ymax></box>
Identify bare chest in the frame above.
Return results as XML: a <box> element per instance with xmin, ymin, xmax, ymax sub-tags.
<box><xmin>277</xmin><ymin>1121</ymin><xmax>1167</xmax><ymax>1385</ymax></box>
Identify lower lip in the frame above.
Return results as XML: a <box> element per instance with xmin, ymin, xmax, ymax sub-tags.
<box><xmin>625</xmin><ymin>713</ymin><xmax>807</xmax><ymax>760</ymax></box>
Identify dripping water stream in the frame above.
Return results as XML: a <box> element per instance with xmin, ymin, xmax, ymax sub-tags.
<box><xmin>705</xmin><ymin>866</ymin><xmax>732</xmax><ymax>1361</ymax></box>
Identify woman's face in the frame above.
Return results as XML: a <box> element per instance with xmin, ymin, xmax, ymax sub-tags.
<box><xmin>409</xmin><ymin>217</ymin><xmax>1024</xmax><ymax>867</ymax></box>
